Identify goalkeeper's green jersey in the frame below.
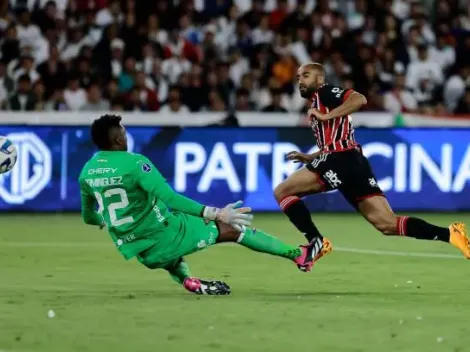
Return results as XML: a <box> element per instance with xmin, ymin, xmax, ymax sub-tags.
<box><xmin>78</xmin><ymin>151</ymin><xmax>205</xmax><ymax>260</ymax></box>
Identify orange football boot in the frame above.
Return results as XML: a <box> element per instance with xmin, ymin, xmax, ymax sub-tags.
<box><xmin>314</xmin><ymin>237</ymin><xmax>333</xmax><ymax>263</ymax></box>
<box><xmin>449</xmin><ymin>222</ymin><xmax>470</xmax><ymax>259</ymax></box>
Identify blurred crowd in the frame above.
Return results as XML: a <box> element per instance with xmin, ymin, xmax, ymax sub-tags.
<box><xmin>1</xmin><ymin>0</ymin><xmax>470</xmax><ymax>115</ymax></box>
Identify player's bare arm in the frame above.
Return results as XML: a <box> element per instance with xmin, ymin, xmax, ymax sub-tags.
<box><xmin>308</xmin><ymin>91</ymin><xmax>367</xmax><ymax>121</ymax></box>
<box><xmin>286</xmin><ymin>150</ymin><xmax>322</xmax><ymax>164</ymax></box>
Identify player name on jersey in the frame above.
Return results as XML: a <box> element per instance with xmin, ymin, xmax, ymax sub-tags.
<box><xmin>85</xmin><ymin>176</ymin><xmax>123</xmax><ymax>188</ymax></box>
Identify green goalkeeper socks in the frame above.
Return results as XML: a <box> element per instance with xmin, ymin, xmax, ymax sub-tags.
<box><xmin>238</xmin><ymin>228</ymin><xmax>301</xmax><ymax>260</ymax></box>
<box><xmin>167</xmin><ymin>259</ymin><xmax>192</xmax><ymax>285</ymax></box>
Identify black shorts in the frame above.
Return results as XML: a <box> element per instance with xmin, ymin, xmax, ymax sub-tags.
<box><xmin>306</xmin><ymin>148</ymin><xmax>384</xmax><ymax>208</ymax></box>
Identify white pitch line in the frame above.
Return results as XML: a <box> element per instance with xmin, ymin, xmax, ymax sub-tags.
<box><xmin>0</xmin><ymin>242</ymin><xmax>463</xmax><ymax>259</ymax></box>
<box><xmin>335</xmin><ymin>246</ymin><xmax>462</xmax><ymax>259</ymax></box>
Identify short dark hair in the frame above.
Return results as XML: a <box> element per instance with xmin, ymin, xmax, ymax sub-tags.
<box><xmin>91</xmin><ymin>114</ymin><xmax>122</xmax><ymax>150</ymax></box>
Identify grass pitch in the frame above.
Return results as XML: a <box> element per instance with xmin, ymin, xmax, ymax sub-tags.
<box><xmin>0</xmin><ymin>213</ymin><xmax>469</xmax><ymax>352</ymax></box>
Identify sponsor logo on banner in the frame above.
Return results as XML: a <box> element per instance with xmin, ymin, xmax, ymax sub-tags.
<box><xmin>0</xmin><ymin>133</ymin><xmax>52</xmax><ymax>204</ymax></box>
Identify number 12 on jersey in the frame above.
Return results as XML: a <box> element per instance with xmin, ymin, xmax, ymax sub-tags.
<box><xmin>94</xmin><ymin>188</ymin><xmax>134</xmax><ymax>227</ymax></box>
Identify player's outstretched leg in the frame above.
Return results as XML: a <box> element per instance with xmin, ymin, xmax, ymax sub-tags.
<box><xmin>166</xmin><ymin>258</ymin><xmax>231</xmax><ymax>295</ymax></box>
<box><xmin>358</xmin><ymin>196</ymin><xmax>470</xmax><ymax>258</ymax></box>
<box><xmin>274</xmin><ymin>168</ymin><xmax>332</xmax><ymax>263</ymax></box>
<box><xmin>217</xmin><ymin>222</ymin><xmax>321</xmax><ymax>272</ymax></box>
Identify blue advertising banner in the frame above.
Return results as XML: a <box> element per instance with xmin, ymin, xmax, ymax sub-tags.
<box><xmin>0</xmin><ymin>126</ymin><xmax>468</xmax><ymax>211</ymax></box>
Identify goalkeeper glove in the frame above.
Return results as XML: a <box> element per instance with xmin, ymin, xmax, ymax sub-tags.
<box><xmin>203</xmin><ymin>200</ymin><xmax>253</xmax><ymax>232</ymax></box>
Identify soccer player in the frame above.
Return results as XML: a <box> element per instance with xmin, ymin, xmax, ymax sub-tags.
<box><xmin>274</xmin><ymin>63</ymin><xmax>469</xmax><ymax>265</ymax></box>
<box><xmin>79</xmin><ymin>115</ymin><xmax>317</xmax><ymax>295</ymax></box>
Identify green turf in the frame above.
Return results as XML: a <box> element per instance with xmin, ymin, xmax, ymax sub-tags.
<box><xmin>0</xmin><ymin>213</ymin><xmax>469</xmax><ymax>352</ymax></box>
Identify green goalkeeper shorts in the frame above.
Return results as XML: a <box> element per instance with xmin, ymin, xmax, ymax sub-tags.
<box><xmin>136</xmin><ymin>212</ymin><xmax>220</xmax><ymax>270</ymax></box>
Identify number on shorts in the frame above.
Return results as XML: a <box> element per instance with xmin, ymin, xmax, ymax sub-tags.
<box><xmin>94</xmin><ymin>188</ymin><xmax>134</xmax><ymax>227</ymax></box>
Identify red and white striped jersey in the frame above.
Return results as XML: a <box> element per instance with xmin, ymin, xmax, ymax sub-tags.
<box><xmin>309</xmin><ymin>84</ymin><xmax>358</xmax><ymax>152</ymax></box>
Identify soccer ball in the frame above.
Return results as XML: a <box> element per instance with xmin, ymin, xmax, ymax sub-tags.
<box><xmin>0</xmin><ymin>136</ymin><xmax>17</xmax><ymax>174</ymax></box>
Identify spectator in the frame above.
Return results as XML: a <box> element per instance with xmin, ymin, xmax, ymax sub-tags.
<box><xmin>241</xmin><ymin>0</ymin><xmax>265</xmax><ymax>28</ymax></box>
<box><xmin>454</xmin><ymin>88</ymin><xmax>470</xmax><ymax>114</ymax></box>
<box><xmin>118</xmin><ymin>57</ymin><xmax>136</xmax><ymax>92</ymax></box>
<box><xmin>443</xmin><ymin>66</ymin><xmax>470</xmax><ymax>112</ymax></box>
<box><xmin>272</xmin><ymin>54</ymin><xmax>297</xmax><ymax>88</ymax></box>
<box><xmin>147</xmin><ymin>15</ymin><xmax>168</xmax><ymax>45</ymax></box>
<box><xmin>159</xmin><ymin>86</ymin><xmax>190</xmax><ymax>113</ymax></box>
<box><xmin>37</xmin><ymin>45</ymin><xmax>67</xmax><ymax>99</ymax></box>
<box><xmin>105</xmin><ymin>78</ymin><xmax>120</xmax><ymax>101</ymax></box>
<box><xmin>252</xmin><ymin>15</ymin><xmax>274</xmax><ymax>45</ymax></box>
<box><xmin>200</xmin><ymin>24</ymin><xmax>220</xmax><ymax>60</ymax></box>
<box><xmin>133</xmin><ymin>71</ymin><xmax>159</xmax><ymax>111</ymax></box>
<box><xmin>45</xmin><ymin>89</ymin><xmax>68</xmax><ymax>111</ymax></box>
<box><xmin>64</xmin><ymin>74</ymin><xmax>87</xmax><ymax>110</ymax></box>
<box><xmin>182</xmin><ymin>68</ymin><xmax>206</xmax><ymax>112</ymax></box>
<box><xmin>0</xmin><ymin>0</ymin><xmax>469</xmax><ymax>116</ymax></box>
<box><xmin>161</xmin><ymin>52</ymin><xmax>191</xmax><ymax>85</ymax></box>
<box><xmin>35</xmin><ymin>1</ymin><xmax>58</xmax><ymax>34</ymax></box>
<box><xmin>383</xmin><ymin>74</ymin><xmax>418</xmax><ymax>113</ymax></box>
<box><xmin>81</xmin><ymin>83</ymin><xmax>110</xmax><ymax>111</ymax></box>
<box><xmin>61</xmin><ymin>28</ymin><xmax>87</xmax><ymax>62</ymax></box>
<box><xmin>431</xmin><ymin>32</ymin><xmax>456</xmax><ymax>73</ymax></box>
<box><xmin>141</xmin><ymin>42</ymin><xmax>159</xmax><ymax>75</ymax></box>
<box><xmin>123</xmin><ymin>87</ymin><xmax>147</xmax><ymax>111</ymax></box>
<box><xmin>207</xmin><ymin>90</ymin><xmax>226</xmax><ymax>112</ymax></box>
<box><xmin>15</xmin><ymin>9</ymin><xmax>41</xmax><ymax>52</ymax></box>
<box><xmin>406</xmin><ymin>44</ymin><xmax>443</xmax><ymax>91</ymax></box>
<box><xmin>76</xmin><ymin>56</ymin><xmax>94</xmax><ymax>88</ymax></box>
<box><xmin>378</xmin><ymin>47</ymin><xmax>405</xmax><ymax>90</ymax></box>
<box><xmin>1</xmin><ymin>25</ymin><xmax>20</xmax><ymax>64</ymax></box>
<box><xmin>270</xmin><ymin>0</ymin><xmax>289</xmax><ymax>31</ymax></box>
<box><xmin>32</xmin><ymin>80</ymin><xmax>46</xmax><ymax>110</ymax></box>
<box><xmin>163</xmin><ymin>28</ymin><xmax>200</xmax><ymax>63</ymax></box>
<box><xmin>110</xmin><ymin>38</ymin><xmax>125</xmax><ymax>78</ymax></box>
<box><xmin>7</xmin><ymin>74</ymin><xmax>36</xmax><ymax>111</ymax></box>
<box><xmin>261</xmin><ymin>88</ymin><xmax>288</xmax><ymax>112</ymax></box>
<box><xmin>235</xmin><ymin>88</ymin><xmax>256</xmax><ymax>111</ymax></box>
<box><xmin>95</xmin><ymin>0</ymin><xmax>122</xmax><ymax>27</ymax></box>
<box><xmin>149</xmin><ymin>59</ymin><xmax>169</xmax><ymax>103</ymax></box>
<box><xmin>110</xmin><ymin>97</ymin><xmax>124</xmax><ymax>111</ymax></box>
<box><xmin>216</xmin><ymin>62</ymin><xmax>235</xmax><ymax>107</ymax></box>
<box><xmin>229</xmin><ymin>48</ymin><xmax>249</xmax><ymax>87</ymax></box>
<box><xmin>0</xmin><ymin>62</ymin><xmax>14</xmax><ymax>108</ymax></box>
<box><xmin>282</xmin><ymin>0</ymin><xmax>309</xmax><ymax>36</ymax></box>
<box><xmin>12</xmin><ymin>52</ymin><xmax>40</xmax><ymax>83</ymax></box>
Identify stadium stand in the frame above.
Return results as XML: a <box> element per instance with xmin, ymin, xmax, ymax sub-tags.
<box><xmin>1</xmin><ymin>0</ymin><xmax>469</xmax><ymax>114</ymax></box>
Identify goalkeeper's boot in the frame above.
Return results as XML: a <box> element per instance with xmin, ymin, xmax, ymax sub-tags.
<box><xmin>294</xmin><ymin>237</ymin><xmax>332</xmax><ymax>272</ymax></box>
<box><xmin>183</xmin><ymin>277</ymin><xmax>231</xmax><ymax>295</ymax></box>
<box><xmin>449</xmin><ymin>222</ymin><xmax>470</xmax><ymax>259</ymax></box>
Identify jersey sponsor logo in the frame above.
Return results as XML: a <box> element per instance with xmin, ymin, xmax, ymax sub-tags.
<box><xmin>88</xmin><ymin>168</ymin><xmax>117</xmax><ymax>175</ymax></box>
<box><xmin>324</xmin><ymin>169</ymin><xmax>342</xmax><ymax>188</ymax></box>
<box><xmin>115</xmin><ymin>234</ymin><xmax>136</xmax><ymax>247</ymax></box>
<box><xmin>142</xmin><ymin>163</ymin><xmax>151</xmax><ymax>173</ymax></box>
<box><xmin>152</xmin><ymin>204</ymin><xmax>165</xmax><ymax>222</ymax></box>
<box><xmin>0</xmin><ymin>132</ymin><xmax>51</xmax><ymax>204</ymax></box>
<box><xmin>197</xmin><ymin>240</ymin><xmax>207</xmax><ymax>248</ymax></box>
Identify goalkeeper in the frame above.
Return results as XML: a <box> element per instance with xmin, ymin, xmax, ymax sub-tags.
<box><xmin>79</xmin><ymin>115</ymin><xmax>317</xmax><ymax>295</ymax></box>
